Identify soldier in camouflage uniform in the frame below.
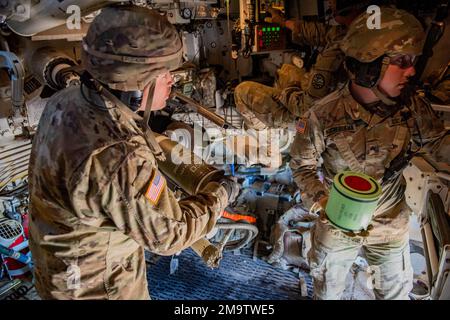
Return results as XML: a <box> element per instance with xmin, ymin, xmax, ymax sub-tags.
<box><xmin>233</xmin><ymin>1</ymin><xmax>365</xmax><ymax>130</ymax></box>
<box><xmin>28</xmin><ymin>5</ymin><xmax>237</xmax><ymax>300</ymax></box>
<box><xmin>430</xmin><ymin>62</ymin><xmax>450</xmax><ymax>105</ymax></box>
<box><xmin>290</xmin><ymin>7</ymin><xmax>445</xmax><ymax>299</ymax></box>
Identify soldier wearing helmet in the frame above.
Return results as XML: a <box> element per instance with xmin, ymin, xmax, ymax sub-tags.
<box><xmin>232</xmin><ymin>1</ymin><xmax>366</xmax><ymax>167</ymax></box>
<box><xmin>290</xmin><ymin>7</ymin><xmax>445</xmax><ymax>299</ymax></box>
<box><xmin>28</xmin><ymin>5</ymin><xmax>237</xmax><ymax>300</ymax></box>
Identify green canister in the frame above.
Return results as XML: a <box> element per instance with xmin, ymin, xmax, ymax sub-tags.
<box><xmin>325</xmin><ymin>171</ymin><xmax>382</xmax><ymax>231</ymax></box>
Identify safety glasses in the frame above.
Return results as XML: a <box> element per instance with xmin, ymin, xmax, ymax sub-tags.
<box><xmin>388</xmin><ymin>54</ymin><xmax>418</xmax><ymax>69</ymax></box>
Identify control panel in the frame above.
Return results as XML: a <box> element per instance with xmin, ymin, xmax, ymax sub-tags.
<box><xmin>255</xmin><ymin>24</ymin><xmax>286</xmax><ymax>52</ymax></box>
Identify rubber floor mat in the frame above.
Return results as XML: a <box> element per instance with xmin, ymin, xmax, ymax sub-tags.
<box><xmin>147</xmin><ymin>248</ymin><xmax>308</xmax><ymax>300</ymax></box>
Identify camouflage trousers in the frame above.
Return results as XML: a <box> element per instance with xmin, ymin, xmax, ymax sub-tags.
<box><xmin>308</xmin><ymin>203</ymin><xmax>413</xmax><ymax>300</ymax></box>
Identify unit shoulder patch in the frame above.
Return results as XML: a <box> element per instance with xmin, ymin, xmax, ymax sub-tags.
<box><xmin>145</xmin><ymin>171</ymin><xmax>166</xmax><ymax>206</ymax></box>
<box><xmin>311</xmin><ymin>73</ymin><xmax>326</xmax><ymax>89</ymax></box>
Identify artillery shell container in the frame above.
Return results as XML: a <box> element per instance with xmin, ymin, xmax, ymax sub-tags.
<box><xmin>325</xmin><ymin>171</ymin><xmax>382</xmax><ymax>232</ymax></box>
<box><xmin>155</xmin><ymin>134</ymin><xmax>224</xmax><ymax>196</ymax></box>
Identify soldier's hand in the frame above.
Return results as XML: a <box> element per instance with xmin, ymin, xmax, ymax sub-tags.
<box><xmin>318</xmin><ymin>196</ymin><xmax>328</xmax><ymax>211</ymax></box>
<box><xmin>266</xmin><ymin>7</ymin><xmax>286</xmax><ymax>27</ymax></box>
<box><xmin>309</xmin><ymin>196</ymin><xmax>329</xmax><ymax>221</ymax></box>
<box><xmin>219</xmin><ymin>177</ymin><xmax>240</xmax><ymax>204</ymax></box>
<box><xmin>318</xmin><ymin>209</ymin><xmax>329</xmax><ymax>223</ymax></box>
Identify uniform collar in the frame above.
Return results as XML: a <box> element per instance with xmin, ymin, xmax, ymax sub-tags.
<box><xmin>81</xmin><ymin>84</ymin><xmax>116</xmax><ymax>110</ymax></box>
<box><xmin>340</xmin><ymin>83</ymin><xmax>392</xmax><ymax>128</ymax></box>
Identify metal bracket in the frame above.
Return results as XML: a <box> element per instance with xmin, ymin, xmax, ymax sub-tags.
<box><xmin>0</xmin><ymin>51</ymin><xmax>24</xmax><ymax>110</ymax></box>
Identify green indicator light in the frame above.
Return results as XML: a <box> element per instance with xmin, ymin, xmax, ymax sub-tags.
<box><xmin>276</xmin><ymin>27</ymin><xmax>280</xmax><ymax>31</ymax></box>
<box><xmin>262</xmin><ymin>27</ymin><xmax>266</xmax><ymax>32</ymax></box>
<box><xmin>272</xmin><ymin>27</ymin><xmax>276</xmax><ymax>31</ymax></box>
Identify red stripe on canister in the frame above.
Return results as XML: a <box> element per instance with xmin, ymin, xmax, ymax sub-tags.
<box><xmin>344</xmin><ymin>175</ymin><xmax>372</xmax><ymax>192</ymax></box>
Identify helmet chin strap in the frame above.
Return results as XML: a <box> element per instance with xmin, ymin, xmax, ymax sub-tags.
<box><xmin>371</xmin><ymin>86</ymin><xmax>397</xmax><ymax>106</ymax></box>
<box><xmin>94</xmin><ymin>79</ymin><xmax>166</xmax><ymax>161</ymax></box>
<box><xmin>141</xmin><ymin>81</ymin><xmax>167</xmax><ymax>161</ymax></box>
<box><xmin>370</xmin><ymin>57</ymin><xmax>397</xmax><ymax>106</ymax></box>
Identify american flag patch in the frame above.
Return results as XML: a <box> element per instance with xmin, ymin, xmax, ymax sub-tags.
<box><xmin>145</xmin><ymin>171</ymin><xmax>166</xmax><ymax>206</ymax></box>
<box><xmin>296</xmin><ymin>118</ymin><xmax>307</xmax><ymax>134</ymax></box>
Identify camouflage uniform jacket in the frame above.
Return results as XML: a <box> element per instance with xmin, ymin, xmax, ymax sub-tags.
<box><xmin>276</xmin><ymin>21</ymin><xmax>347</xmax><ymax>117</ymax></box>
<box><xmin>290</xmin><ymin>84</ymin><xmax>444</xmax><ymax>242</ymax></box>
<box><xmin>431</xmin><ymin>62</ymin><xmax>450</xmax><ymax>105</ymax></box>
<box><xmin>28</xmin><ymin>85</ymin><xmax>228</xmax><ymax>300</ymax></box>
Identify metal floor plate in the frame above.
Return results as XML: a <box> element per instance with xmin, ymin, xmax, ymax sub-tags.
<box><xmin>147</xmin><ymin>248</ymin><xmax>307</xmax><ymax>300</ymax></box>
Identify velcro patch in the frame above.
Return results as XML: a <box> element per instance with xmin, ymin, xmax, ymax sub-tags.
<box><xmin>388</xmin><ymin>116</ymin><xmax>408</xmax><ymax>127</ymax></box>
<box><xmin>145</xmin><ymin>171</ymin><xmax>166</xmax><ymax>206</ymax></box>
<box><xmin>296</xmin><ymin>118</ymin><xmax>307</xmax><ymax>134</ymax></box>
<box><xmin>324</xmin><ymin>124</ymin><xmax>355</xmax><ymax>136</ymax></box>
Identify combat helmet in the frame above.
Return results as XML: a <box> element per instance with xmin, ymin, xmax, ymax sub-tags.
<box><xmin>82</xmin><ymin>5</ymin><xmax>183</xmax><ymax>92</ymax></box>
<box><xmin>340</xmin><ymin>6</ymin><xmax>426</xmax><ymax>104</ymax></box>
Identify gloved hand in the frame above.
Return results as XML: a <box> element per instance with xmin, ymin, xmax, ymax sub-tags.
<box><xmin>219</xmin><ymin>177</ymin><xmax>240</xmax><ymax>204</ymax></box>
<box><xmin>266</xmin><ymin>7</ymin><xmax>286</xmax><ymax>27</ymax></box>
